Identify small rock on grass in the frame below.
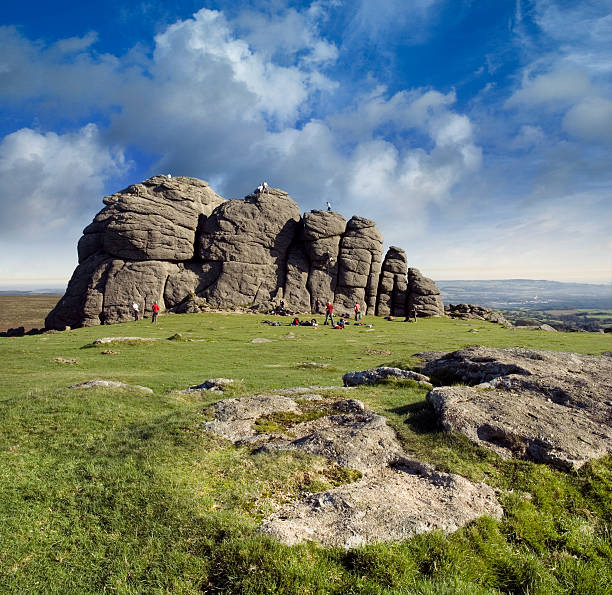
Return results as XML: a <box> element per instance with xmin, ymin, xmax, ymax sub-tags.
<box><xmin>55</xmin><ymin>357</ymin><xmax>79</xmax><ymax>365</ymax></box>
<box><xmin>342</xmin><ymin>367</ymin><xmax>431</xmax><ymax>387</ymax></box>
<box><xmin>181</xmin><ymin>378</ymin><xmax>236</xmax><ymax>392</ymax></box>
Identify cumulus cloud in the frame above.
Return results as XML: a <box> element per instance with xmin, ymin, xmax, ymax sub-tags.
<box><xmin>563</xmin><ymin>96</ymin><xmax>612</xmax><ymax>144</ymax></box>
<box><xmin>0</xmin><ymin>125</ymin><xmax>127</xmax><ymax>237</ymax></box>
<box><xmin>505</xmin><ymin>69</ymin><xmax>593</xmax><ymax>108</ymax></box>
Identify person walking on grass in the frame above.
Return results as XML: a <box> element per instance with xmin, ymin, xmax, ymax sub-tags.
<box><xmin>324</xmin><ymin>300</ymin><xmax>335</xmax><ymax>326</ymax></box>
<box><xmin>354</xmin><ymin>302</ymin><xmax>362</xmax><ymax>320</ymax></box>
<box><xmin>152</xmin><ymin>301</ymin><xmax>160</xmax><ymax>323</ymax></box>
<box><xmin>132</xmin><ymin>302</ymin><xmax>140</xmax><ymax>321</ymax></box>
<box><xmin>404</xmin><ymin>305</ymin><xmax>417</xmax><ymax>323</ymax></box>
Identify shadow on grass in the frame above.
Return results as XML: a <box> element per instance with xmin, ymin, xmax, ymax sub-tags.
<box><xmin>388</xmin><ymin>401</ymin><xmax>439</xmax><ymax>434</ymax></box>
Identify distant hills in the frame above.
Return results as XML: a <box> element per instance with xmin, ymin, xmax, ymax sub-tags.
<box><xmin>436</xmin><ymin>279</ymin><xmax>612</xmax><ymax>310</ymax></box>
<box><xmin>0</xmin><ymin>289</ymin><xmax>65</xmax><ymax>296</ymax></box>
<box><xmin>2</xmin><ymin>279</ymin><xmax>611</xmax><ymax>311</ymax></box>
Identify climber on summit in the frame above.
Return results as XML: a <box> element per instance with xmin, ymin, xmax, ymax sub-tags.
<box><xmin>326</xmin><ymin>201</ymin><xmax>331</xmax><ymax>211</ymax></box>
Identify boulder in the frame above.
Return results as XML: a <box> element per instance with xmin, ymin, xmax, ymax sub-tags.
<box><xmin>376</xmin><ymin>247</ymin><xmax>408</xmax><ymax>317</ymax></box>
<box><xmin>302</xmin><ymin>210</ymin><xmax>347</xmax><ymax>309</ymax></box>
<box><xmin>407</xmin><ymin>268</ymin><xmax>445</xmax><ymax>317</ymax></box>
<box><xmin>445</xmin><ymin>303</ymin><xmax>510</xmax><ymax>326</ymax></box>
<box><xmin>79</xmin><ymin>176</ymin><xmax>225</xmax><ymax>262</ymax></box>
<box><xmin>423</xmin><ymin>347</ymin><xmax>612</xmax><ymax>470</ymax></box>
<box><xmin>334</xmin><ymin>216</ymin><xmax>383</xmax><ymax>314</ymax></box>
<box><xmin>343</xmin><ymin>367</ymin><xmax>431</xmax><ymax>387</ymax></box>
<box><xmin>203</xmin><ymin>392</ymin><xmax>502</xmax><ymax>547</ymax></box>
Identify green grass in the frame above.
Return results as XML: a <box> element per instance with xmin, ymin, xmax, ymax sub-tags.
<box><xmin>0</xmin><ymin>313</ymin><xmax>610</xmax><ymax>593</ymax></box>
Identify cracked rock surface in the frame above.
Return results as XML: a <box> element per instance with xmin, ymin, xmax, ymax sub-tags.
<box><xmin>203</xmin><ymin>393</ymin><xmax>502</xmax><ymax>547</ymax></box>
<box><xmin>422</xmin><ymin>347</ymin><xmax>612</xmax><ymax>470</ymax></box>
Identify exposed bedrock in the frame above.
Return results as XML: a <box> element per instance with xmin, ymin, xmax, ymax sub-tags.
<box><xmin>422</xmin><ymin>347</ymin><xmax>612</xmax><ymax>470</ymax></box>
<box><xmin>46</xmin><ymin>176</ymin><xmax>445</xmax><ymax>328</ymax></box>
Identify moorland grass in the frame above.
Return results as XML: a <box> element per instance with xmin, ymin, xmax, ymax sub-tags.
<box><xmin>0</xmin><ymin>312</ymin><xmax>610</xmax><ymax>593</ymax></box>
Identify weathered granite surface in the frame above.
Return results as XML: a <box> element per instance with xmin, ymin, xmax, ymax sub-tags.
<box><xmin>46</xmin><ymin>177</ymin><xmax>445</xmax><ymax>328</ymax></box>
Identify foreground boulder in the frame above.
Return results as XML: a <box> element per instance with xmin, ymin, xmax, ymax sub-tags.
<box><xmin>46</xmin><ymin>176</ymin><xmax>444</xmax><ymax>328</ymax></box>
<box><xmin>423</xmin><ymin>347</ymin><xmax>612</xmax><ymax>470</ymax></box>
<box><xmin>204</xmin><ymin>392</ymin><xmax>502</xmax><ymax>548</ymax></box>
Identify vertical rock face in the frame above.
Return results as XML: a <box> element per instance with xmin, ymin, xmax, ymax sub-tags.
<box><xmin>376</xmin><ymin>247</ymin><xmax>408</xmax><ymax>317</ymax></box>
<box><xmin>335</xmin><ymin>217</ymin><xmax>383</xmax><ymax>315</ymax></box>
<box><xmin>407</xmin><ymin>268</ymin><xmax>445</xmax><ymax>317</ymax></box>
<box><xmin>45</xmin><ymin>176</ymin><xmax>444</xmax><ymax>329</ymax></box>
<box><xmin>302</xmin><ymin>211</ymin><xmax>347</xmax><ymax>309</ymax></box>
<box><xmin>197</xmin><ymin>188</ymin><xmax>302</xmax><ymax>307</ymax></box>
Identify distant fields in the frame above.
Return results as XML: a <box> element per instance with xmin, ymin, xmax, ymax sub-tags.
<box><xmin>0</xmin><ymin>295</ymin><xmax>60</xmax><ymax>332</ymax></box>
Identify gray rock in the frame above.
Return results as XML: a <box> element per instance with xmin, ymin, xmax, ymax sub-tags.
<box><xmin>80</xmin><ymin>176</ymin><xmax>225</xmax><ymax>262</ymax></box>
<box><xmin>334</xmin><ymin>217</ymin><xmax>383</xmax><ymax>314</ymax></box>
<box><xmin>183</xmin><ymin>378</ymin><xmax>235</xmax><ymax>392</ymax></box>
<box><xmin>424</xmin><ymin>347</ymin><xmax>612</xmax><ymax>469</ymax></box>
<box><xmin>445</xmin><ymin>303</ymin><xmax>510</xmax><ymax>326</ymax></box>
<box><xmin>204</xmin><ymin>392</ymin><xmax>502</xmax><ymax>547</ymax></box>
<box><xmin>376</xmin><ymin>246</ymin><xmax>408</xmax><ymax>317</ymax></box>
<box><xmin>303</xmin><ymin>210</ymin><xmax>347</xmax><ymax>308</ymax></box>
<box><xmin>198</xmin><ymin>188</ymin><xmax>302</xmax><ymax>308</ymax></box>
<box><xmin>260</xmin><ymin>462</ymin><xmax>502</xmax><ymax>548</ymax></box>
<box><xmin>47</xmin><ymin>176</ymin><xmax>446</xmax><ymax>328</ymax></box>
<box><xmin>407</xmin><ymin>268</ymin><xmax>445</xmax><ymax>317</ymax></box>
<box><xmin>343</xmin><ymin>367</ymin><xmax>431</xmax><ymax>387</ymax></box>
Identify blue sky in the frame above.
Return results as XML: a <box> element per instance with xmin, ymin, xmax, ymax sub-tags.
<box><xmin>1</xmin><ymin>0</ymin><xmax>611</xmax><ymax>287</ymax></box>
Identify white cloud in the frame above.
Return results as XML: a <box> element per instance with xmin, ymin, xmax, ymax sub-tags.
<box><xmin>563</xmin><ymin>96</ymin><xmax>612</xmax><ymax>144</ymax></box>
<box><xmin>0</xmin><ymin>125</ymin><xmax>127</xmax><ymax>237</ymax></box>
<box><xmin>506</xmin><ymin>69</ymin><xmax>593</xmax><ymax>108</ymax></box>
<box><xmin>345</xmin><ymin>0</ymin><xmax>444</xmax><ymax>46</ymax></box>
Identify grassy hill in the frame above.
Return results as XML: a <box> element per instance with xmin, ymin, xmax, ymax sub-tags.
<box><xmin>0</xmin><ymin>313</ymin><xmax>610</xmax><ymax>593</ymax></box>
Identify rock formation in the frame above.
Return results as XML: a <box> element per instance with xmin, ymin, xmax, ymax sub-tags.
<box><xmin>422</xmin><ymin>347</ymin><xmax>612</xmax><ymax>470</ymax></box>
<box><xmin>203</xmin><ymin>392</ymin><xmax>502</xmax><ymax>548</ymax></box>
<box><xmin>445</xmin><ymin>303</ymin><xmax>511</xmax><ymax>326</ymax></box>
<box><xmin>46</xmin><ymin>176</ymin><xmax>444</xmax><ymax>329</ymax></box>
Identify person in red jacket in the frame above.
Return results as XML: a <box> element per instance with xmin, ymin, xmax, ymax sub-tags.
<box><xmin>354</xmin><ymin>302</ymin><xmax>362</xmax><ymax>320</ymax></box>
<box><xmin>151</xmin><ymin>301</ymin><xmax>160</xmax><ymax>323</ymax></box>
<box><xmin>324</xmin><ymin>300</ymin><xmax>335</xmax><ymax>326</ymax></box>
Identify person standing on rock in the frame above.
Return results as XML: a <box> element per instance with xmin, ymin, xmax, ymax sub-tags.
<box><xmin>263</xmin><ymin>181</ymin><xmax>269</xmax><ymax>194</ymax></box>
<box><xmin>324</xmin><ymin>300</ymin><xmax>335</xmax><ymax>326</ymax></box>
<box><xmin>132</xmin><ymin>302</ymin><xmax>140</xmax><ymax>321</ymax></box>
<box><xmin>326</xmin><ymin>201</ymin><xmax>331</xmax><ymax>211</ymax></box>
<box><xmin>152</xmin><ymin>301</ymin><xmax>160</xmax><ymax>323</ymax></box>
<box><xmin>354</xmin><ymin>302</ymin><xmax>362</xmax><ymax>320</ymax></box>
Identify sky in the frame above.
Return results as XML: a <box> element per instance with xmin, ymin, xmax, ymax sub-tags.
<box><xmin>1</xmin><ymin>0</ymin><xmax>611</xmax><ymax>288</ymax></box>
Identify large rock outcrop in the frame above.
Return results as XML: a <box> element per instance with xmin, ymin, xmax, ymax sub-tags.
<box><xmin>46</xmin><ymin>176</ymin><xmax>444</xmax><ymax>328</ymax></box>
<box><xmin>422</xmin><ymin>347</ymin><xmax>612</xmax><ymax>470</ymax></box>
